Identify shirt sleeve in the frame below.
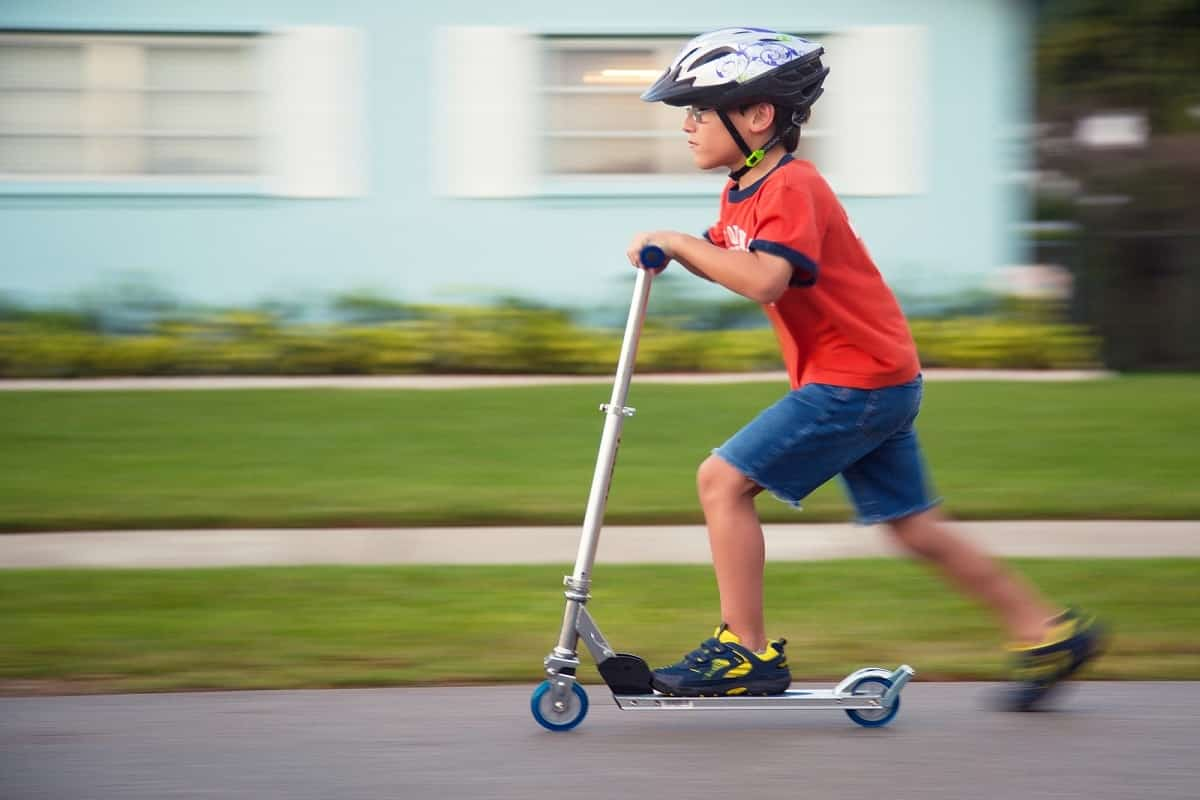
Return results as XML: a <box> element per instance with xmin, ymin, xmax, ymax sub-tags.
<box><xmin>747</xmin><ymin>180</ymin><xmax>821</xmax><ymax>287</ymax></box>
<box><xmin>703</xmin><ymin>221</ymin><xmax>726</xmax><ymax>247</ymax></box>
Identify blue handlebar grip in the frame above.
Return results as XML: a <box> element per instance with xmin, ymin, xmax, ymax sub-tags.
<box><xmin>639</xmin><ymin>245</ymin><xmax>667</xmax><ymax>270</ymax></box>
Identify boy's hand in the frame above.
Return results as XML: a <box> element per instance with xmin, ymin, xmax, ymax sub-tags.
<box><xmin>627</xmin><ymin>232</ymin><xmax>679</xmax><ymax>270</ymax></box>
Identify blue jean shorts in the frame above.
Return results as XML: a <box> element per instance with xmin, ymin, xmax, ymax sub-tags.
<box><xmin>713</xmin><ymin>376</ymin><xmax>941</xmax><ymax>525</ymax></box>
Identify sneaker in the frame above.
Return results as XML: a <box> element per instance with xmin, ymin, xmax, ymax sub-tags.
<box><xmin>651</xmin><ymin>623</ymin><xmax>792</xmax><ymax>697</ymax></box>
<box><xmin>1001</xmin><ymin>607</ymin><xmax>1109</xmax><ymax>711</ymax></box>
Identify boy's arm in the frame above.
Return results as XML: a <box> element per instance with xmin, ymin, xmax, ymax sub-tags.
<box><xmin>670</xmin><ymin>248</ymin><xmax>717</xmax><ymax>283</ymax></box>
<box><xmin>669</xmin><ymin>229</ymin><xmax>722</xmax><ymax>282</ymax></box>
<box><xmin>628</xmin><ymin>232</ymin><xmax>793</xmax><ymax>305</ymax></box>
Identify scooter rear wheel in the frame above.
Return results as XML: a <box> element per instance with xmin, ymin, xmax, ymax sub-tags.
<box><xmin>844</xmin><ymin>676</ymin><xmax>900</xmax><ymax>728</ymax></box>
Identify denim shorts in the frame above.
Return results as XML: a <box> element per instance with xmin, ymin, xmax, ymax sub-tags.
<box><xmin>713</xmin><ymin>376</ymin><xmax>941</xmax><ymax>525</ymax></box>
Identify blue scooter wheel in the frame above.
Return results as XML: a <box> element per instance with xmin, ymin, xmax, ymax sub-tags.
<box><xmin>845</xmin><ymin>676</ymin><xmax>901</xmax><ymax>728</ymax></box>
<box><xmin>531</xmin><ymin>680</ymin><xmax>589</xmax><ymax>732</ymax></box>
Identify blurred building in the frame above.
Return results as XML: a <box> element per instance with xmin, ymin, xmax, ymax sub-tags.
<box><xmin>0</xmin><ymin>2</ymin><xmax>1034</xmax><ymax>310</ymax></box>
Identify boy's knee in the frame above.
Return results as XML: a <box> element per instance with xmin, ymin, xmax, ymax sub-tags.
<box><xmin>696</xmin><ymin>455</ymin><xmax>752</xmax><ymax>506</ymax></box>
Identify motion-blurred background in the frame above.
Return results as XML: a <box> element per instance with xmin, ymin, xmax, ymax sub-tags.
<box><xmin>1</xmin><ymin>0</ymin><xmax>1196</xmax><ymax>374</ymax></box>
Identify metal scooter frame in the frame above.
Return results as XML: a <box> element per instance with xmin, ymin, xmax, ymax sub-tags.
<box><xmin>537</xmin><ymin>252</ymin><xmax>914</xmax><ymax>728</ymax></box>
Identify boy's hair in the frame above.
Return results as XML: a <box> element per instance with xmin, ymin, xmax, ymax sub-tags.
<box><xmin>776</xmin><ymin>104</ymin><xmax>804</xmax><ymax>153</ymax></box>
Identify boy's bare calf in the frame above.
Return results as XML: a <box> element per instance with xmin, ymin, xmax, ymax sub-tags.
<box><xmin>887</xmin><ymin>508</ymin><xmax>1057</xmax><ymax>643</ymax></box>
<box><xmin>697</xmin><ymin>454</ymin><xmax>770</xmax><ymax>652</ymax></box>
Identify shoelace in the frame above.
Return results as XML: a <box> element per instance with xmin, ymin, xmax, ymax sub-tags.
<box><xmin>670</xmin><ymin>637</ymin><xmax>732</xmax><ymax>668</ymax></box>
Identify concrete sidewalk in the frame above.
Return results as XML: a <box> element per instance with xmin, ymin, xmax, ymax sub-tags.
<box><xmin>1</xmin><ymin>520</ymin><xmax>1195</xmax><ymax>568</ymax></box>
<box><xmin>0</xmin><ymin>369</ymin><xmax>1115</xmax><ymax>391</ymax></box>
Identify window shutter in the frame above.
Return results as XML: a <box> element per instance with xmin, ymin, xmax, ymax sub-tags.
<box><xmin>818</xmin><ymin>26</ymin><xmax>926</xmax><ymax>196</ymax></box>
<box><xmin>433</xmin><ymin>26</ymin><xmax>536</xmax><ymax>197</ymax></box>
<box><xmin>263</xmin><ymin>26</ymin><xmax>366</xmax><ymax>197</ymax></box>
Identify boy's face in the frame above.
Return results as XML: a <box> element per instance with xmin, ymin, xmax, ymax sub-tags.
<box><xmin>681</xmin><ymin>103</ymin><xmax>775</xmax><ymax>172</ymax></box>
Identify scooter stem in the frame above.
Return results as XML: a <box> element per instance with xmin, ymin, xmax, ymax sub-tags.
<box><xmin>554</xmin><ymin>264</ymin><xmax>656</xmax><ymax>655</ymax></box>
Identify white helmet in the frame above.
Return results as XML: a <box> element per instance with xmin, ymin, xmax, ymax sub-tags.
<box><xmin>642</xmin><ymin>28</ymin><xmax>829</xmax><ymax>178</ymax></box>
<box><xmin>641</xmin><ymin>27</ymin><xmax>828</xmax><ymax>111</ymax></box>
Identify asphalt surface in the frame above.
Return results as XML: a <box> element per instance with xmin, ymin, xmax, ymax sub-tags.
<box><xmin>2</xmin><ymin>683</ymin><xmax>1196</xmax><ymax>800</ymax></box>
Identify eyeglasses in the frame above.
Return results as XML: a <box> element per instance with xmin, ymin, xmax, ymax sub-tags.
<box><xmin>685</xmin><ymin>106</ymin><xmax>712</xmax><ymax>124</ymax></box>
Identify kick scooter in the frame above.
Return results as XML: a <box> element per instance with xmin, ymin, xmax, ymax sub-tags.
<box><xmin>530</xmin><ymin>246</ymin><xmax>915</xmax><ymax>732</ymax></box>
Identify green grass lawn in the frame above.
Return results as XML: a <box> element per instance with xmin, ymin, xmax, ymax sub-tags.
<box><xmin>1</xmin><ymin>560</ymin><xmax>1196</xmax><ymax>694</ymax></box>
<box><xmin>0</xmin><ymin>375</ymin><xmax>1197</xmax><ymax>531</ymax></box>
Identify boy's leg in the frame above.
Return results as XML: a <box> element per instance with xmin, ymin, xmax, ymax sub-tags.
<box><xmin>842</xmin><ymin>387</ymin><xmax>1108</xmax><ymax>709</ymax></box>
<box><xmin>886</xmin><ymin>507</ymin><xmax>1056</xmax><ymax>643</ymax></box>
<box><xmin>689</xmin><ymin>383</ymin><xmax>883</xmax><ymax>654</ymax></box>
<box><xmin>696</xmin><ymin>454</ymin><xmax>768</xmax><ymax>651</ymax></box>
<box><xmin>652</xmin><ymin>383</ymin><xmax>876</xmax><ymax>698</ymax></box>
<box><xmin>886</xmin><ymin>507</ymin><xmax>1108</xmax><ymax>709</ymax></box>
<box><xmin>649</xmin><ymin>453</ymin><xmax>792</xmax><ymax>697</ymax></box>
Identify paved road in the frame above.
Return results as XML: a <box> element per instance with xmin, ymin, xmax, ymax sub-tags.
<box><xmin>2</xmin><ymin>683</ymin><xmax>1195</xmax><ymax>799</ymax></box>
<box><xmin>2</xmin><ymin>520</ymin><xmax>1197</xmax><ymax>568</ymax></box>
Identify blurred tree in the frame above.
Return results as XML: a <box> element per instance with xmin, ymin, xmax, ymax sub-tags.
<box><xmin>1034</xmin><ymin>1</ymin><xmax>1200</xmax><ymax>370</ymax></box>
<box><xmin>1037</xmin><ymin>0</ymin><xmax>1200</xmax><ymax>131</ymax></box>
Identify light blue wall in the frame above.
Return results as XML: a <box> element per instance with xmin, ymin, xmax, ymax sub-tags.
<box><xmin>0</xmin><ymin>0</ymin><xmax>1033</xmax><ymax>310</ymax></box>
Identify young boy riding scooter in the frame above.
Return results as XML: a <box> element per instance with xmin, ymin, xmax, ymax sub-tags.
<box><xmin>627</xmin><ymin>27</ymin><xmax>1106</xmax><ymax>710</ymax></box>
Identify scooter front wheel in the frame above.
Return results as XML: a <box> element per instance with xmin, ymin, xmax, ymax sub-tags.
<box><xmin>844</xmin><ymin>675</ymin><xmax>900</xmax><ymax>728</ymax></box>
<box><xmin>531</xmin><ymin>680</ymin><xmax>589</xmax><ymax>732</ymax></box>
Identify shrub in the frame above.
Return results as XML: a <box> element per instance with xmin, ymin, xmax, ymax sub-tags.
<box><xmin>0</xmin><ymin>308</ymin><xmax>1103</xmax><ymax>378</ymax></box>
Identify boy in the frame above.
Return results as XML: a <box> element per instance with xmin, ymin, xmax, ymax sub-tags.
<box><xmin>626</xmin><ymin>27</ymin><xmax>1105</xmax><ymax>710</ymax></box>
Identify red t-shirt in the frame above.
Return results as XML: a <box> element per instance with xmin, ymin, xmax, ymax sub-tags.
<box><xmin>706</xmin><ymin>155</ymin><xmax>920</xmax><ymax>390</ymax></box>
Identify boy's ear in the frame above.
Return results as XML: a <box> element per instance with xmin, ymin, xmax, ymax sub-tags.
<box><xmin>752</xmin><ymin>102</ymin><xmax>776</xmax><ymax>133</ymax></box>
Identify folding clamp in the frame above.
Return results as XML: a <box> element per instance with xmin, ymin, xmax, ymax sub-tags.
<box><xmin>599</xmin><ymin>403</ymin><xmax>636</xmax><ymax>417</ymax></box>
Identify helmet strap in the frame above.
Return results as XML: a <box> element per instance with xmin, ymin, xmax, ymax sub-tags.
<box><xmin>716</xmin><ymin>108</ymin><xmax>788</xmax><ymax>183</ymax></box>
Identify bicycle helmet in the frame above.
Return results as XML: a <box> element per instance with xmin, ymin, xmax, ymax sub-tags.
<box><xmin>642</xmin><ymin>27</ymin><xmax>829</xmax><ymax>179</ymax></box>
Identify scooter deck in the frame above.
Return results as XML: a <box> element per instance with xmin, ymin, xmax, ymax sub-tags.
<box><xmin>609</xmin><ymin>664</ymin><xmax>915</xmax><ymax>712</ymax></box>
<box><xmin>614</xmin><ymin>689</ymin><xmax>887</xmax><ymax>711</ymax></box>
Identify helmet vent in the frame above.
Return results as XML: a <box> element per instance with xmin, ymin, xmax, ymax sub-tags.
<box><xmin>690</xmin><ymin>46</ymin><xmax>735</xmax><ymax>69</ymax></box>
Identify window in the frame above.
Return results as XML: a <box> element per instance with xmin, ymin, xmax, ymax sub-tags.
<box><xmin>0</xmin><ymin>31</ymin><xmax>261</xmax><ymax>179</ymax></box>
<box><xmin>0</xmin><ymin>31</ymin><xmax>262</xmax><ymax>181</ymax></box>
<box><xmin>437</xmin><ymin>26</ymin><xmax>923</xmax><ymax>197</ymax></box>
<box><xmin>539</xmin><ymin>35</ymin><xmax>828</xmax><ymax>178</ymax></box>
<box><xmin>0</xmin><ymin>27</ymin><xmax>365</xmax><ymax>196</ymax></box>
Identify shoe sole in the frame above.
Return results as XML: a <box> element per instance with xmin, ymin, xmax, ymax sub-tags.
<box><xmin>1005</xmin><ymin>628</ymin><xmax>1109</xmax><ymax>711</ymax></box>
<box><xmin>650</xmin><ymin>676</ymin><xmax>792</xmax><ymax>698</ymax></box>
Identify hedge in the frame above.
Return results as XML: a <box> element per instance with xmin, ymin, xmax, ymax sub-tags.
<box><xmin>0</xmin><ymin>309</ymin><xmax>1102</xmax><ymax>378</ymax></box>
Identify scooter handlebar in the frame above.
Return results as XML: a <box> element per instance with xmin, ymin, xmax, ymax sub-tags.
<box><xmin>639</xmin><ymin>245</ymin><xmax>667</xmax><ymax>271</ymax></box>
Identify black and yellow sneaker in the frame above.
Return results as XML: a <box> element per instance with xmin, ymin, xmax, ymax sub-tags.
<box><xmin>1002</xmin><ymin>607</ymin><xmax>1108</xmax><ymax>711</ymax></box>
<box><xmin>651</xmin><ymin>624</ymin><xmax>791</xmax><ymax>697</ymax></box>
